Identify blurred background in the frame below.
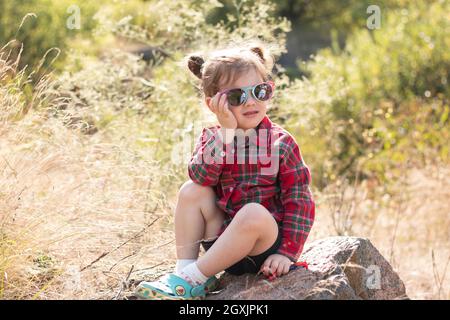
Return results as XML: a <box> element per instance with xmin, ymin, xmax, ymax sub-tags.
<box><xmin>0</xmin><ymin>0</ymin><xmax>449</xmax><ymax>299</ymax></box>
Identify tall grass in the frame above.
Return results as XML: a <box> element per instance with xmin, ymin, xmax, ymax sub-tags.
<box><xmin>0</xmin><ymin>43</ymin><xmax>177</xmax><ymax>299</ymax></box>
<box><xmin>311</xmin><ymin>163</ymin><xmax>450</xmax><ymax>299</ymax></box>
<box><xmin>1</xmin><ymin>41</ymin><xmax>449</xmax><ymax>300</ymax></box>
<box><xmin>1</xmin><ymin>0</ymin><xmax>449</xmax><ymax>299</ymax></box>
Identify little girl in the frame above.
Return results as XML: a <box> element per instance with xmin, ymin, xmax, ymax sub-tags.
<box><xmin>135</xmin><ymin>41</ymin><xmax>315</xmax><ymax>300</ymax></box>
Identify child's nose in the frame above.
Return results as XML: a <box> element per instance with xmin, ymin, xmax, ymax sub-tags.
<box><xmin>244</xmin><ymin>94</ymin><xmax>257</xmax><ymax>106</ymax></box>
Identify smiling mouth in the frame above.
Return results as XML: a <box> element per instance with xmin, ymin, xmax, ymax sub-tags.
<box><xmin>243</xmin><ymin>111</ymin><xmax>259</xmax><ymax>116</ymax></box>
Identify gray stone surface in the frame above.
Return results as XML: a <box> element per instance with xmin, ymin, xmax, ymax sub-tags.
<box><xmin>206</xmin><ymin>236</ymin><xmax>408</xmax><ymax>300</ymax></box>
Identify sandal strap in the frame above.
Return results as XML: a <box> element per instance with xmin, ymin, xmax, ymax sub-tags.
<box><xmin>135</xmin><ymin>273</ymin><xmax>218</xmax><ymax>300</ymax></box>
<box><xmin>165</xmin><ymin>274</ymin><xmax>196</xmax><ymax>298</ymax></box>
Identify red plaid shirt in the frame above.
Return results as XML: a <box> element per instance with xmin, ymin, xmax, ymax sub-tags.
<box><xmin>188</xmin><ymin>116</ymin><xmax>315</xmax><ymax>261</ymax></box>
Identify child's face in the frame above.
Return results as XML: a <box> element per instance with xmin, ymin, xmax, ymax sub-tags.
<box><xmin>216</xmin><ymin>68</ymin><xmax>269</xmax><ymax>130</ymax></box>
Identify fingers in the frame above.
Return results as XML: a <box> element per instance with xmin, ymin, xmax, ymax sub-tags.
<box><xmin>271</xmin><ymin>260</ymin><xmax>290</xmax><ymax>277</ymax></box>
<box><xmin>283</xmin><ymin>263</ymin><xmax>291</xmax><ymax>275</ymax></box>
<box><xmin>209</xmin><ymin>93</ymin><xmax>218</xmax><ymax>114</ymax></box>
<box><xmin>261</xmin><ymin>258</ymin><xmax>278</xmax><ymax>277</ymax></box>
<box><xmin>210</xmin><ymin>92</ymin><xmax>229</xmax><ymax>115</ymax></box>
<box><xmin>210</xmin><ymin>92</ymin><xmax>220</xmax><ymax>114</ymax></box>
<box><xmin>218</xmin><ymin>93</ymin><xmax>228</xmax><ymax>115</ymax></box>
<box><xmin>260</xmin><ymin>259</ymin><xmax>272</xmax><ymax>276</ymax></box>
<box><xmin>260</xmin><ymin>256</ymin><xmax>292</xmax><ymax>278</ymax></box>
<box><xmin>270</xmin><ymin>260</ymin><xmax>280</xmax><ymax>276</ymax></box>
<box><xmin>276</xmin><ymin>262</ymin><xmax>290</xmax><ymax>277</ymax></box>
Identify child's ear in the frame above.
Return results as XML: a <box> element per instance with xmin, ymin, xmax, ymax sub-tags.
<box><xmin>205</xmin><ymin>96</ymin><xmax>212</xmax><ymax>109</ymax></box>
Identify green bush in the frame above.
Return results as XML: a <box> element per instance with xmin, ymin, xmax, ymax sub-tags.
<box><xmin>272</xmin><ymin>0</ymin><xmax>450</xmax><ymax>188</ymax></box>
<box><xmin>0</xmin><ymin>0</ymin><xmax>101</xmax><ymax>74</ymax></box>
<box><xmin>93</xmin><ymin>0</ymin><xmax>290</xmax><ymax>57</ymax></box>
<box><xmin>272</xmin><ymin>0</ymin><xmax>410</xmax><ymax>33</ymax></box>
<box><xmin>8</xmin><ymin>0</ymin><xmax>447</xmax><ymax>194</ymax></box>
<box><xmin>54</xmin><ymin>0</ymin><xmax>291</xmax><ymax>194</ymax></box>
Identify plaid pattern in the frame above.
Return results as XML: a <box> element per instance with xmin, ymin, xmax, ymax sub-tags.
<box><xmin>188</xmin><ymin>116</ymin><xmax>315</xmax><ymax>262</ymax></box>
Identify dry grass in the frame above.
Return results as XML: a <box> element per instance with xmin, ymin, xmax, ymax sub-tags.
<box><xmin>0</xmin><ymin>109</ymin><xmax>180</xmax><ymax>299</ymax></box>
<box><xmin>311</xmin><ymin>163</ymin><xmax>450</xmax><ymax>299</ymax></box>
<box><xmin>2</xmin><ymin>107</ymin><xmax>448</xmax><ymax>299</ymax></box>
<box><xmin>1</xmin><ymin>41</ymin><xmax>182</xmax><ymax>299</ymax></box>
<box><xmin>1</xmin><ymin>42</ymin><xmax>449</xmax><ymax>300</ymax></box>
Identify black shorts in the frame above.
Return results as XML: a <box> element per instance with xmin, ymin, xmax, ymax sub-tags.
<box><xmin>200</xmin><ymin>228</ymin><xmax>282</xmax><ymax>276</ymax></box>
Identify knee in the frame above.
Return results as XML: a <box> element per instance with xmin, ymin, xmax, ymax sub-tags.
<box><xmin>178</xmin><ymin>180</ymin><xmax>215</xmax><ymax>202</ymax></box>
<box><xmin>235</xmin><ymin>203</ymin><xmax>272</xmax><ymax>230</ymax></box>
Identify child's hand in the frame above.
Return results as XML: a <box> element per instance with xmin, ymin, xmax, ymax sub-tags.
<box><xmin>260</xmin><ymin>254</ymin><xmax>292</xmax><ymax>278</ymax></box>
<box><xmin>207</xmin><ymin>92</ymin><xmax>237</xmax><ymax>129</ymax></box>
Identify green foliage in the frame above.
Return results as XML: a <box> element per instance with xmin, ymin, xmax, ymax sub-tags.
<box><xmin>271</xmin><ymin>0</ymin><xmax>410</xmax><ymax>32</ymax></box>
<box><xmin>273</xmin><ymin>0</ymin><xmax>450</xmax><ymax>188</ymax></box>
<box><xmin>3</xmin><ymin>0</ymin><xmax>448</xmax><ymax>193</ymax></box>
<box><xmin>2</xmin><ymin>0</ymin><xmax>449</xmax><ymax>300</ymax></box>
<box><xmin>60</xmin><ymin>0</ymin><xmax>291</xmax><ymax>192</ymax></box>
<box><xmin>93</xmin><ymin>0</ymin><xmax>290</xmax><ymax>57</ymax></box>
<box><xmin>0</xmin><ymin>0</ymin><xmax>101</xmax><ymax>73</ymax></box>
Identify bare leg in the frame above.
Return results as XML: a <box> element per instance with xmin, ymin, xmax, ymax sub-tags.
<box><xmin>196</xmin><ymin>202</ymin><xmax>279</xmax><ymax>277</ymax></box>
<box><xmin>175</xmin><ymin>180</ymin><xmax>226</xmax><ymax>260</ymax></box>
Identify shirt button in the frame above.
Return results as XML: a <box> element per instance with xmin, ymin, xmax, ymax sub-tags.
<box><xmin>231</xmin><ymin>149</ymin><xmax>235</xmax><ymax>154</ymax></box>
<box><xmin>220</xmin><ymin>151</ymin><xmax>226</xmax><ymax>157</ymax></box>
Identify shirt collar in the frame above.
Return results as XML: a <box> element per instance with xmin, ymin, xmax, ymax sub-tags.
<box><xmin>234</xmin><ymin>115</ymin><xmax>273</xmax><ymax>148</ymax></box>
<box><xmin>257</xmin><ymin>115</ymin><xmax>273</xmax><ymax>131</ymax></box>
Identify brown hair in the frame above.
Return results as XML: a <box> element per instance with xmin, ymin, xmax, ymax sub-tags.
<box><xmin>186</xmin><ymin>41</ymin><xmax>275</xmax><ymax>97</ymax></box>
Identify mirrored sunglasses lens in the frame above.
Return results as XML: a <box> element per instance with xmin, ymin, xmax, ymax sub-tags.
<box><xmin>227</xmin><ymin>89</ymin><xmax>246</xmax><ymax>106</ymax></box>
<box><xmin>254</xmin><ymin>83</ymin><xmax>273</xmax><ymax>101</ymax></box>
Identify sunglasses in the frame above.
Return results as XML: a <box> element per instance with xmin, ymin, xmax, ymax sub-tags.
<box><xmin>219</xmin><ymin>81</ymin><xmax>275</xmax><ymax>107</ymax></box>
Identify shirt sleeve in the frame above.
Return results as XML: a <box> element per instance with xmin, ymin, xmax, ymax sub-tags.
<box><xmin>188</xmin><ymin>127</ymin><xmax>229</xmax><ymax>186</ymax></box>
<box><xmin>276</xmin><ymin>135</ymin><xmax>315</xmax><ymax>262</ymax></box>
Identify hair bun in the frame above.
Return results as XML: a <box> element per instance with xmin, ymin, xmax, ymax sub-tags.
<box><xmin>250</xmin><ymin>47</ymin><xmax>265</xmax><ymax>63</ymax></box>
<box><xmin>188</xmin><ymin>55</ymin><xmax>204</xmax><ymax>79</ymax></box>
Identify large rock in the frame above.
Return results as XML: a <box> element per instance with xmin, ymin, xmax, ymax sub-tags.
<box><xmin>206</xmin><ymin>236</ymin><xmax>408</xmax><ymax>300</ymax></box>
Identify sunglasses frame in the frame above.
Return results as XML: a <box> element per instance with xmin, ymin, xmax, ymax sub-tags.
<box><xmin>218</xmin><ymin>81</ymin><xmax>275</xmax><ymax>107</ymax></box>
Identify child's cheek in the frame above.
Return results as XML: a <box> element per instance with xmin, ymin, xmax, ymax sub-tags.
<box><xmin>230</xmin><ymin>108</ymin><xmax>240</xmax><ymax>119</ymax></box>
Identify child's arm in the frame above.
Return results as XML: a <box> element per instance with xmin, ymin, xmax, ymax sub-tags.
<box><xmin>276</xmin><ymin>135</ymin><xmax>316</xmax><ymax>262</ymax></box>
<box><xmin>188</xmin><ymin>91</ymin><xmax>236</xmax><ymax>186</ymax></box>
<box><xmin>188</xmin><ymin>127</ymin><xmax>231</xmax><ymax>186</ymax></box>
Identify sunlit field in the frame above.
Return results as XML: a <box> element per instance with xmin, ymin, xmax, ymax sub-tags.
<box><xmin>1</xmin><ymin>0</ymin><xmax>449</xmax><ymax>300</ymax></box>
